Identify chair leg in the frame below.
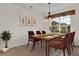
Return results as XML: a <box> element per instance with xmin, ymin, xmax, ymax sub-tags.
<box><xmin>55</xmin><ymin>48</ymin><xmax>57</xmax><ymax>52</ymax></box>
<box><xmin>42</xmin><ymin>40</ymin><xmax>44</xmax><ymax>43</ymax></box>
<box><xmin>31</xmin><ymin>41</ymin><xmax>36</xmax><ymax>52</ymax></box>
<box><xmin>71</xmin><ymin>43</ymin><xmax>73</xmax><ymax>51</ymax></box>
<box><xmin>41</xmin><ymin>41</ymin><xmax>42</xmax><ymax>48</ymax></box>
<box><xmin>27</xmin><ymin>40</ymin><xmax>29</xmax><ymax>47</ymax></box>
<box><xmin>67</xmin><ymin>46</ymin><xmax>70</xmax><ymax>56</ymax></box>
<box><xmin>48</xmin><ymin>46</ymin><xmax>50</xmax><ymax>56</ymax></box>
<box><xmin>63</xmin><ymin>49</ymin><xmax>65</xmax><ymax>56</ymax></box>
<box><xmin>72</xmin><ymin>41</ymin><xmax>74</xmax><ymax>47</ymax></box>
<box><xmin>69</xmin><ymin>44</ymin><xmax>71</xmax><ymax>55</ymax></box>
<box><xmin>36</xmin><ymin>41</ymin><xmax>39</xmax><ymax>45</ymax></box>
<box><xmin>67</xmin><ymin>44</ymin><xmax>71</xmax><ymax>55</ymax></box>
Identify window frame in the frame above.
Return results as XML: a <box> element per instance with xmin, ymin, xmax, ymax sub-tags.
<box><xmin>50</xmin><ymin>16</ymin><xmax>71</xmax><ymax>34</ymax></box>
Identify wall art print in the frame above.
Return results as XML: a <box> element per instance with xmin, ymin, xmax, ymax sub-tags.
<box><xmin>19</xmin><ymin>16</ymin><xmax>37</xmax><ymax>27</ymax></box>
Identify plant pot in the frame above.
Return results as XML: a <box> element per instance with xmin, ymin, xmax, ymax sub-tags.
<box><xmin>2</xmin><ymin>48</ymin><xmax>9</xmax><ymax>52</ymax></box>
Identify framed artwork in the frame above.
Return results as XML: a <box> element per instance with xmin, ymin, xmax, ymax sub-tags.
<box><xmin>19</xmin><ymin>16</ymin><xmax>37</xmax><ymax>27</ymax></box>
<box><xmin>27</xmin><ymin>17</ymin><xmax>31</xmax><ymax>26</ymax></box>
<box><xmin>32</xmin><ymin>18</ymin><xmax>37</xmax><ymax>27</ymax></box>
<box><xmin>19</xmin><ymin>16</ymin><xmax>26</xmax><ymax>26</ymax></box>
<box><xmin>25</xmin><ymin>17</ymin><xmax>28</xmax><ymax>26</ymax></box>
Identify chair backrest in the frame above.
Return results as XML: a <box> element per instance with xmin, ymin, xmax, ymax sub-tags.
<box><xmin>28</xmin><ymin>31</ymin><xmax>35</xmax><ymax>41</ymax></box>
<box><xmin>64</xmin><ymin>33</ymin><xmax>71</xmax><ymax>45</ymax></box>
<box><xmin>50</xmin><ymin>33</ymin><xmax>70</xmax><ymax>49</ymax></box>
<box><xmin>42</xmin><ymin>31</ymin><xmax>46</xmax><ymax>34</ymax></box>
<box><xmin>36</xmin><ymin>31</ymin><xmax>41</xmax><ymax>34</ymax></box>
<box><xmin>70</xmin><ymin>32</ymin><xmax>75</xmax><ymax>42</ymax></box>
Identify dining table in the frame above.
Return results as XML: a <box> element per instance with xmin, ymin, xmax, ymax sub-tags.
<box><xmin>31</xmin><ymin>33</ymin><xmax>64</xmax><ymax>56</ymax></box>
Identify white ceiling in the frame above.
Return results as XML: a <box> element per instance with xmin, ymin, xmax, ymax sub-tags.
<box><xmin>14</xmin><ymin>3</ymin><xmax>79</xmax><ymax>16</ymax></box>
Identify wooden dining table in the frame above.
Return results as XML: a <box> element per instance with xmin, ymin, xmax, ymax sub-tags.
<box><xmin>31</xmin><ymin>33</ymin><xmax>64</xmax><ymax>56</ymax></box>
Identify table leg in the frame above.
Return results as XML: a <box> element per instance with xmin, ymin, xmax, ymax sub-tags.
<box><xmin>45</xmin><ymin>40</ymin><xmax>49</xmax><ymax>56</ymax></box>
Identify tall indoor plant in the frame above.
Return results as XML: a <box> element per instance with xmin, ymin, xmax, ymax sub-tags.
<box><xmin>1</xmin><ymin>30</ymin><xmax>11</xmax><ymax>52</ymax></box>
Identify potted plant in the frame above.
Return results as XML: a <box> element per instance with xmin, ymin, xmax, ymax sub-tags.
<box><xmin>1</xmin><ymin>30</ymin><xmax>11</xmax><ymax>52</ymax></box>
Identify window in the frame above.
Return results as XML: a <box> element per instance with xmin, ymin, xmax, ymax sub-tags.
<box><xmin>49</xmin><ymin>16</ymin><xmax>71</xmax><ymax>34</ymax></box>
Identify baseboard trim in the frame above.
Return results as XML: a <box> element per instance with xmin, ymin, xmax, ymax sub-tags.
<box><xmin>74</xmin><ymin>45</ymin><xmax>79</xmax><ymax>47</ymax></box>
<box><xmin>9</xmin><ymin>42</ymin><xmax>32</xmax><ymax>49</ymax></box>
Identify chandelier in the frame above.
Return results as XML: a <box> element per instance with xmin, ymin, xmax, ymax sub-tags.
<box><xmin>44</xmin><ymin>3</ymin><xmax>52</xmax><ymax>20</ymax></box>
<box><xmin>48</xmin><ymin>3</ymin><xmax>51</xmax><ymax>18</ymax></box>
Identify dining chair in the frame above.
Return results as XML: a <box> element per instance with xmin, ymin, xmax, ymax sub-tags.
<box><xmin>70</xmin><ymin>32</ymin><xmax>75</xmax><ymax>51</ymax></box>
<box><xmin>27</xmin><ymin>31</ymin><xmax>42</xmax><ymax>51</ymax></box>
<box><xmin>41</xmin><ymin>31</ymin><xmax>46</xmax><ymax>43</ymax></box>
<box><xmin>42</xmin><ymin>31</ymin><xmax>46</xmax><ymax>34</ymax></box>
<box><xmin>27</xmin><ymin>31</ymin><xmax>35</xmax><ymax>47</ymax></box>
<box><xmin>48</xmin><ymin>33</ymin><xmax>71</xmax><ymax>56</ymax></box>
<box><xmin>36</xmin><ymin>31</ymin><xmax>42</xmax><ymax>47</ymax></box>
<box><xmin>36</xmin><ymin>31</ymin><xmax>41</xmax><ymax>34</ymax></box>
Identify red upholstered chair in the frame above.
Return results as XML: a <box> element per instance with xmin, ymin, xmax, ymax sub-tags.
<box><xmin>27</xmin><ymin>31</ymin><xmax>35</xmax><ymax>47</ymax></box>
<box><xmin>71</xmin><ymin>32</ymin><xmax>75</xmax><ymax>46</ymax></box>
<box><xmin>27</xmin><ymin>31</ymin><xmax>41</xmax><ymax>51</ymax></box>
<box><xmin>36</xmin><ymin>31</ymin><xmax>41</xmax><ymax>34</ymax></box>
<box><xmin>36</xmin><ymin>31</ymin><xmax>43</xmax><ymax>47</ymax></box>
<box><xmin>70</xmin><ymin>32</ymin><xmax>75</xmax><ymax>51</ymax></box>
<box><xmin>42</xmin><ymin>31</ymin><xmax>46</xmax><ymax>34</ymax></box>
<box><xmin>48</xmin><ymin>33</ymin><xmax>71</xmax><ymax>56</ymax></box>
<box><xmin>41</xmin><ymin>31</ymin><xmax>46</xmax><ymax>43</ymax></box>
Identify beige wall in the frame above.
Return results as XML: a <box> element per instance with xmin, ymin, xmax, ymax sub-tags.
<box><xmin>0</xmin><ymin>4</ymin><xmax>47</xmax><ymax>49</ymax></box>
<box><xmin>71</xmin><ymin>7</ymin><xmax>79</xmax><ymax>46</ymax></box>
